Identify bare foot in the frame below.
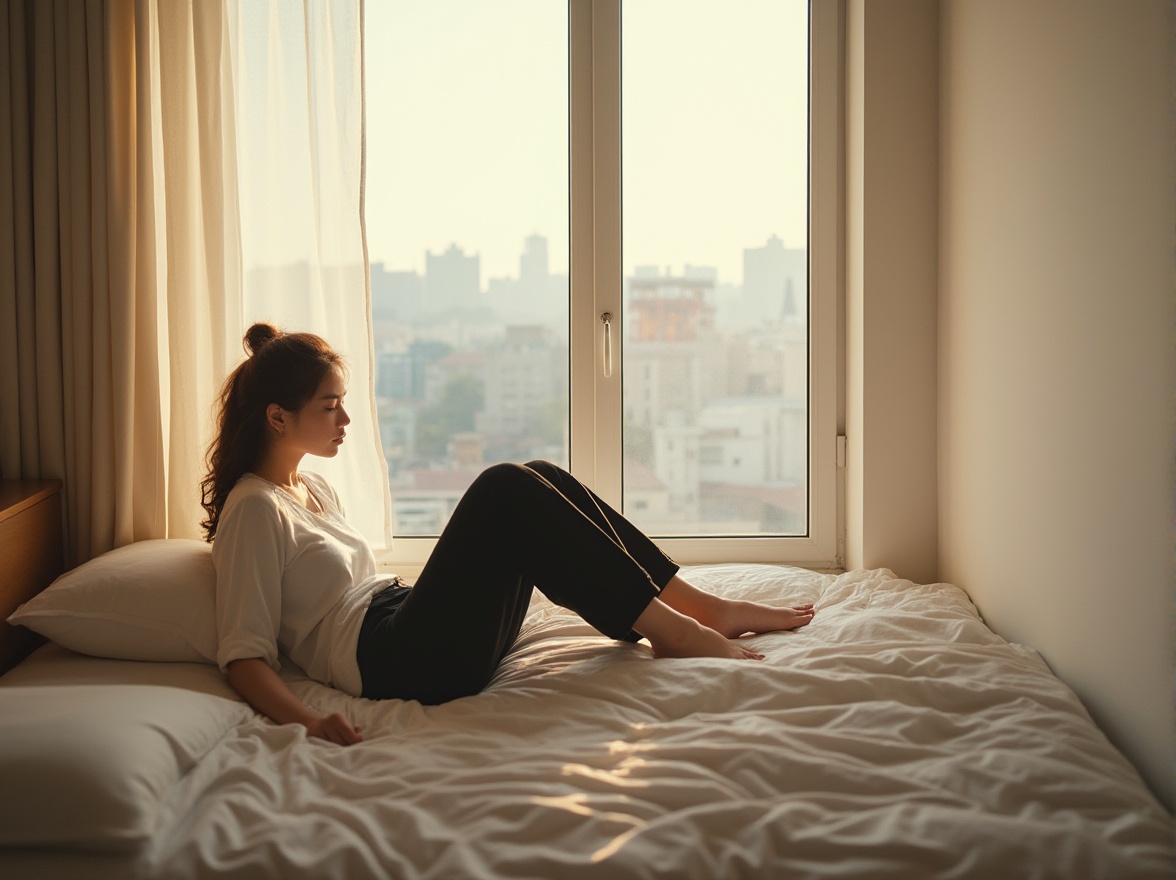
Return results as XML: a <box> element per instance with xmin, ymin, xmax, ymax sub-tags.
<box><xmin>634</xmin><ymin>598</ymin><xmax>764</xmax><ymax>661</ymax></box>
<box><xmin>709</xmin><ymin>600</ymin><xmax>815</xmax><ymax>639</ymax></box>
<box><xmin>647</xmin><ymin>617</ymin><xmax>765</xmax><ymax>661</ymax></box>
<box><xmin>658</xmin><ymin>576</ymin><xmax>816</xmax><ymax>639</ymax></box>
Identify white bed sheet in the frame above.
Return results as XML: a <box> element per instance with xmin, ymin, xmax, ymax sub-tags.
<box><xmin>0</xmin><ymin>565</ymin><xmax>1171</xmax><ymax>879</ymax></box>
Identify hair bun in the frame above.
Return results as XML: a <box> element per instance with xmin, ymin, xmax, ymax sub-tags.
<box><xmin>244</xmin><ymin>322</ymin><xmax>282</xmax><ymax>356</ymax></box>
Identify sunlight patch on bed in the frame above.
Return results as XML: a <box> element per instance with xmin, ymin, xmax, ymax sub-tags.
<box><xmin>529</xmin><ymin>793</ymin><xmax>646</xmax><ymax>827</ymax></box>
<box><xmin>591</xmin><ymin>826</ymin><xmax>643</xmax><ymax>864</ymax></box>
<box><xmin>560</xmin><ymin>758</ymin><xmax>652</xmax><ymax>788</ymax></box>
<box><xmin>607</xmin><ymin>737</ymin><xmax>655</xmax><ymax>755</ymax></box>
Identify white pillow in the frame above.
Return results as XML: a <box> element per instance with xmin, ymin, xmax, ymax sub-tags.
<box><xmin>8</xmin><ymin>539</ymin><xmax>218</xmax><ymax>664</ymax></box>
<box><xmin>0</xmin><ymin>683</ymin><xmax>251</xmax><ymax>849</ymax></box>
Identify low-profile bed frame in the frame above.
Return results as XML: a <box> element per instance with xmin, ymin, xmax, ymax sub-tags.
<box><xmin>0</xmin><ymin>481</ymin><xmax>62</xmax><ymax>673</ymax></box>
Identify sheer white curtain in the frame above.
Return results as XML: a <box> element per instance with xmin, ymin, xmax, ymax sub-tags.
<box><xmin>0</xmin><ymin>0</ymin><xmax>390</xmax><ymax>562</ymax></box>
<box><xmin>224</xmin><ymin>0</ymin><xmax>391</xmax><ymax>547</ymax></box>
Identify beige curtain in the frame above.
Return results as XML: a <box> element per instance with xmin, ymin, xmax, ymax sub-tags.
<box><xmin>0</xmin><ymin>0</ymin><xmax>391</xmax><ymax>564</ymax></box>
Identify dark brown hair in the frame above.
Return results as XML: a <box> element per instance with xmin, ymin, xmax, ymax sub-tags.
<box><xmin>200</xmin><ymin>323</ymin><xmax>345</xmax><ymax>541</ymax></box>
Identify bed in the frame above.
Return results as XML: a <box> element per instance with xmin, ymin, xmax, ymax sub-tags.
<box><xmin>0</xmin><ymin>538</ymin><xmax>1171</xmax><ymax>879</ymax></box>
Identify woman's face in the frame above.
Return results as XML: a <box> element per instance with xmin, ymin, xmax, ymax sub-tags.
<box><xmin>284</xmin><ymin>365</ymin><xmax>351</xmax><ymax>458</ymax></box>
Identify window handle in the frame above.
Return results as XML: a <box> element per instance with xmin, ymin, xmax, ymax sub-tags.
<box><xmin>601</xmin><ymin>312</ymin><xmax>613</xmax><ymax>379</ymax></box>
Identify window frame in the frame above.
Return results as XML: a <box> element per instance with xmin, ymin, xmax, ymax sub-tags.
<box><xmin>380</xmin><ymin>0</ymin><xmax>843</xmax><ymax>573</ymax></box>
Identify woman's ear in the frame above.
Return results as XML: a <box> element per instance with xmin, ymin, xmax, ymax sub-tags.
<box><xmin>265</xmin><ymin>403</ymin><xmax>287</xmax><ymax>437</ymax></box>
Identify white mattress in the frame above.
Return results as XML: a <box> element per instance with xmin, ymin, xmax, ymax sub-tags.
<box><xmin>0</xmin><ymin>565</ymin><xmax>1171</xmax><ymax>879</ymax></box>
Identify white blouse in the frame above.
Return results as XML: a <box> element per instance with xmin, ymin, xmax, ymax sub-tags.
<box><xmin>212</xmin><ymin>472</ymin><xmax>389</xmax><ymax>697</ymax></box>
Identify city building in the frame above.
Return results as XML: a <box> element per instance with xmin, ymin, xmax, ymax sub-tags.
<box><xmin>485</xmin><ymin>234</ymin><xmax>569</xmax><ymax>329</ymax></box>
<box><xmin>627</xmin><ymin>269</ymin><xmax>716</xmax><ymax>342</ymax></box>
<box><xmin>475</xmin><ymin>325</ymin><xmax>568</xmax><ymax>463</ymax></box>
<box><xmin>425</xmin><ymin>243</ymin><xmax>481</xmax><ymax>317</ymax></box>
<box><xmin>740</xmin><ymin>235</ymin><xmax>807</xmax><ymax>326</ymax></box>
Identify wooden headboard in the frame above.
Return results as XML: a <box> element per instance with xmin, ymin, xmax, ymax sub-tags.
<box><xmin>0</xmin><ymin>481</ymin><xmax>64</xmax><ymax>673</ymax></box>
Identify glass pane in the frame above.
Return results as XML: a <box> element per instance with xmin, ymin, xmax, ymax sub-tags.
<box><xmin>621</xmin><ymin>0</ymin><xmax>810</xmax><ymax>537</ymax></box>
<box><xmin>364</xmin><ymin>1</ymin><xmax>570</xmax><ymax>535</ymax></box>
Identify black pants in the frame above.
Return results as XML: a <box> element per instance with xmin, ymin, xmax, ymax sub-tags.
<box><xmin>356</xmin><ymin>460</ymin><xmax>679</xmax><ymax>704</ymax></box>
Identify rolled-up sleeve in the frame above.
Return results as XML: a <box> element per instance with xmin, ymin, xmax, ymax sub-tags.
<box><xmin>212</xmin><ymin>492</ymin><xmax>286</xmax><ymax>673</ymax></box>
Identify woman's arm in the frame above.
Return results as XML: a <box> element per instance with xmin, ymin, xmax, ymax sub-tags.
<box><xmin>227</xmin><ymin>657</ymin><xmax>363</xmax><ymax>745</ymax></box>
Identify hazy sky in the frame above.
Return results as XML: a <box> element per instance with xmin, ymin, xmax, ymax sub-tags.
<box><xmin>363</xmin><ymin>0</ymin><xmax>809</xmax><ymax>286</ymax></box>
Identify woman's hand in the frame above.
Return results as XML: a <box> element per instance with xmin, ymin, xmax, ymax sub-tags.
<box><xmin>305</xmin><ymin>712</ymin><xmax>363</xmax><ymax>746</ymax></box>
<box><xmin>226</xmin><ymin>658</ymin><xmax>363</xmax><ymax>746</ymax></box>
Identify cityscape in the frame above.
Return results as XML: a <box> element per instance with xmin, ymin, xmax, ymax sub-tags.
<box><xmin>355</xmin><ymin>1</ymin><xmax>811</xmax><ymax>538</ymax></box>
<box><xmin>365</xmin><ymin>234</ymin><xmax>809</xmax><ymax>537</ymax></box>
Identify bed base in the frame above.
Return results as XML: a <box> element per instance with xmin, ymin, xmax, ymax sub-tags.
<box><xmin>0</xmin><ymin>481</ymin><xmax>63</xmax><ymax>673</ymax></box>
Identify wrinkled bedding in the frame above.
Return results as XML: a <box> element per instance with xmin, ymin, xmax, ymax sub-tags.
<box><xmin>1</xmin><ymin>565</ymin><xmax>1171</xmax><ymax>879</ymax></box>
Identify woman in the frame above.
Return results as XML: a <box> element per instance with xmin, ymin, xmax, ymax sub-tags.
<box><xmin>202</xmin><ymin>323</ymin><xmax>814</xmax><ymax>745</ymax></box>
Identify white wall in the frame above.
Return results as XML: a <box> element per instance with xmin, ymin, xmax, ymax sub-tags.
<box><xmin>845</xmin><ymin>0</ymin><xmax>940</xmax><ymax>584</ymax></box>
<box><xmin>938</xmin><ymin>0</ymin><xmax>1175</xmax><ymax>808</ymax></box>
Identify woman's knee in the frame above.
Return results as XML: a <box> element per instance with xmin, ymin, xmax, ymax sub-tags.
<box><xmin>524</xmin><ymin>459</ymin><xmax>564</xmax><ymax>482</ymax></box>
<box><xmin>476</xmin><ymin>461</ymin><xmax>529</xmax><ymax>483</ymax></box>
<box><xmin>463</xmin><ymin>461</ymin><xmax>573</xmax><ymax>512</ymax></box>
<box><xmin>464</xmin><ymin>462</ymin><xmax>536</xmax><ymax>503</ymax></box>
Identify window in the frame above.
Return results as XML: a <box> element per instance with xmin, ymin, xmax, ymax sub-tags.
<box><xmin>365</xmin><ymin>0</ymin><xmax>840</xmax><ymax>568</ymax></box>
